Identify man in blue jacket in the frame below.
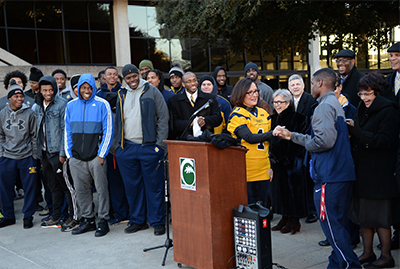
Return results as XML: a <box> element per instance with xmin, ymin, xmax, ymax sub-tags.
<box><xmin>32</xmin><ymin>76</ymin><xmax>78</xmax><ymax>231</ymax></box>
<box><xmin>64</xmin><ymin>74</ymin><xmax>114</xmax><ymax>237</ymax></box>
<box><xmin>275</xmin><ymin>68</ymin><xmax>361</xmax><ymax>269</ymax></box>
<box><xmin>112</xmin><ymin>64</ymin><xmax>169</xmax><ymax>236</ymax></box>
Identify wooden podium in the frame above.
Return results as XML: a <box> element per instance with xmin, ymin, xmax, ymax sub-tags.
<box><xmin>166</xmin><ymin>140</ymin><xmax>248</xmax><ymax>269</ymax></box>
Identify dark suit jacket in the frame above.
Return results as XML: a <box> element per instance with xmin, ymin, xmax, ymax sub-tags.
<box><xmin>341</xmin><ymin>66</ymin><xmax>366</xmax><ymax>107</ymax></box>
<box><xmin>168</xmin><ymin>90</ymin><xmax>222</xmax><ymax>139</ymax></box>
<box><xmin>384</xmin><ymin>71</ymin><xmax>398</xmax><ymax>103</ymax></box>
<box><xmin>295</xmin><ymin>92</ymin><xmax>316</xmax><ymax>121</ymax></box>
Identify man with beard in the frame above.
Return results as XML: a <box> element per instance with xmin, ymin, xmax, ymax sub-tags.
<box><xmin>212</xmin><ymin>66</ymin><xmax>234</xmax><ymax>105</ymax></box>
<box><xmin>244</xmin><ymin>62</ymin><xmax>274</xmax><ymax>108</ymax></box>
<box><xmin>334</xmin><ymin>49</ymin><xmax>365</xmax><ymax>107</ymax></box>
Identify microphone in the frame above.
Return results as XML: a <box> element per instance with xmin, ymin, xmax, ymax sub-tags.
<box><xmin>192</xmin><ymin>99</ymin><xmax>213</xmax><ymax>117</ymax></box>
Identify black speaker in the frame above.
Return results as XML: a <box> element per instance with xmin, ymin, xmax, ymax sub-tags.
<box><xmin>233</xmin><ymin>204</ymin><xmax>273</xmax><ymax>269</ymax></box>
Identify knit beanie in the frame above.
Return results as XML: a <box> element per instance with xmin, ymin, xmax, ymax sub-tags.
<box><xmin>139</xmin><ymin>59</ymin><xmax>154</xmax><ymax>70</ymax></box>
<box><xmin>70</xmin><ymin>74</ymin><xmax>81</xmax><ymax>89</ymax></box>
<box><xmin>51</xmin><ymin>69</ymin><xmax>67</xmax><ymax>78</ymax></box>
<box><xmin>7</xmin><ymin>79</ymin><xmax>24</xmax><ymax>99</ymax></box>
<box><xmin>169</xmin><ymin>66</ymin><xmax>184</xmax><ymax>78</ymax></box>
<box><xmin>122</xmin><ymin>64</ymin><xmax>139</xmax><ymax>77</ymax></box>
<box><xmin>29</xmin><ymin>67</ymin><xmax>44</xmax><ymax>82</ymax></box>
<box><xmin>244</xmin><ymin>62</ymin><xmax>259</xmax><ymax>75</ymax></box>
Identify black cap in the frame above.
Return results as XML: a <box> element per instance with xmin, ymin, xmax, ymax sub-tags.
<box><xmin>29</xmin><ymin>67</ymin><xmax>44</xmax><ymax>82</ymax></box>
<box><xmin>7</xmin><ymin>79</ymin><xmax>24</xmax><ymax>99</ymax></box>
<box><xmin>334</xmin><ymin>49</ymin><xmax>356</xmax><ymax>59</ymax></box>
<box><xmin>70</xmin><ymin>74</ymin><xmax>81</xmax><ymax>89</ymax></box>
<box><xmin>387</xmin><ymin>42</ymin><xmax>400</xmax><ymax>53</ymax></box>
<box><xmin>122</xmin><ymin>64</ymin><xmax>139</xmax><ymax>77</ymax></box>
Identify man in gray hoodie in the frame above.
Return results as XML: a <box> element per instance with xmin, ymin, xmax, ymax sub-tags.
<box><xmin>0</xmin><ymin>81</ymin><xmax>37</xmax><ymax>229</ymax></box>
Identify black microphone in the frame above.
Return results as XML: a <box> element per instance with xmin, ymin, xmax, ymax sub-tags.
<box><xmin>192</xmin><ymin>99</ymin><xmax>213</xmax><ymax>117</ymax></box>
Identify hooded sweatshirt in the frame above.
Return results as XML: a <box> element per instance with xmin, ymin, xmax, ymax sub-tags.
<box><xmin>212</xmin><ymin>66</ymin><xmax>234</xmax><ymax>104</ymax></box>
<box><xmin>0</xmin><ymin>103</ymin><xmax>37</xmax><ymax>160</ymax></box>
<box><xmin>64</xmin><ymin>74</ymin><xmax>113</xmax><ymax>161</ymax></box>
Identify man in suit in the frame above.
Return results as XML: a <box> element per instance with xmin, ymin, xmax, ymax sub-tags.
<box><xmin>334</xmin><ymin>49</ymin><xmax>365</xmax><ymax>107</ymax></box>
<box><xmin>168</xmin><ymin>72</ymin><xmax>222</xmax><ymax>139</ymax></box>
<box><xmin>288</xmin><ymin>74</ymin><xmax>318</xmax><ymax>224</ymax></box>
<box><xmin>384</xmin><ymin>42</ymin><xmax>400</xmax><ymax>250</ymax></box>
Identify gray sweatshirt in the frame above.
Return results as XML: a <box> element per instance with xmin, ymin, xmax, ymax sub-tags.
<box><xmin>0</xmin><ymin>103</ymin><xmax>37</xmax><ymax>159</ymax></box>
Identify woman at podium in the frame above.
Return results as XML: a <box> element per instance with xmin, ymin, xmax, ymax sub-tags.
<box><xmin>227</xmin><ymin>78</ymin><xmax>273</xmax><ymax>206</ymax></box>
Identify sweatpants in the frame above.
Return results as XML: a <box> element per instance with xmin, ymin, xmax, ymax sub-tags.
<box><xmin>69</xmin><ymin>157</ymin><xmax>109</xmax><ymax>220</ymax></box>
<box><xmin>41</xmin><ymin>151</ymin><xmax>76</xmax><ymax>221</ymax></box>
<box><xmin>106</xmin><ymin>153</ymin><xmax>129</xmax><ymax>220</ymax></box>
<box><xmin>0</xmin><ymin>156</ymin><xmax>37</xmax><ymax>219</ymax></box>
<box><xmin>115</xmin><ymin>141</ymin><xmax>165</xmax><ymax>226</ymax></box>
<box><xmin>314</xmin><ymin>182</ymin><xmax>361</xmax><ymax>269</ymax></box>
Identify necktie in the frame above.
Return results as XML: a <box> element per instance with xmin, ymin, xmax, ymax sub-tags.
<box><xmin>190</xmin><ymin>95</ymin><xmax>195</xmax><ymax>107</ymax></box>
<box><xmin>294</xmin><ymin>99</ymin><xmax>299</xmax><ymax>111</ymax></box>
<box><xmin>395</xmin><ymin>75</ymin><xmax>400</xmax><ymax>96</ymax></box>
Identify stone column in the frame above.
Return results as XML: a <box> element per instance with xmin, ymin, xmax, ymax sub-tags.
<box><xmin>113</xmin><ymin>0</ymin><xmax>131</xmax><ymax>67</ymax></box>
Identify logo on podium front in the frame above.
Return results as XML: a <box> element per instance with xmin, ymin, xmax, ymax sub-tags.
<box><xmin>180</xmin><ymin>157</ymin><xmax>196</xmax><ymax>191</ymax></box>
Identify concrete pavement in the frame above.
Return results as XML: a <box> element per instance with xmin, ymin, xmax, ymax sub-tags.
<box><xmin>0</xmin><ymin>197</ymin><xmax>399</xmax><ymax>269</ymax></box>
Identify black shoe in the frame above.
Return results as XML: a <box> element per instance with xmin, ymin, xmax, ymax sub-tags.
<box><xmin>124</xmin><ymin>223</ymin><xmax>149</xmax><ymax>234</ymax></box>
<box><xmin>364</xmin><ymin>258</ymin><xmax>395</xmax><ymax>268</ymax></box>
<box><xmin>36</xmin><ymin>203</ymin><xmax>44</xmax><ymax>212</ymax></box>
<box><xmin>318</xmin><ymin>239</ymin><xmax>330</xmax><ymax>247</ymax></box>
<box><xmin>95</xmin><ymin>219</ymin><xmax>110</xmax><ymax>237</ymax></box>
<box><xmin>72</xmin><ymin>218</ymin><xmax>96</xmax><ymax>235</ymax></box>
<box><xmin>23</xmin><ymin>217</ymin><xmax>33</xmax><ymax>229</ymax></box>
<box><xmin>154</xmin><ymin>224</ymin><xmax>165</xmax><ymax>236</ymax></box>
<box><xmin>0</xmin><ymin>218</ymin><xmax>16</xmax><ymax>228</ymax></box>
<box><xmin>305</xmin><ymin>214</ymin><xmax>318</xmax><ymax>223</ymax></box>
<box><xmin>359</xmin><ymin>253</ymin><xmax>376</xmax><ymax>265</ymax></box>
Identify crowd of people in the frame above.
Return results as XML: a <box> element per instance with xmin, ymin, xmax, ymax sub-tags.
<box><xmin>0</xmin><ymin>43</ymin><xmax>399</xmax><ymax>268</ymax></box>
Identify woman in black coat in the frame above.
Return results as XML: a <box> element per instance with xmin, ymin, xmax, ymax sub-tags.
<box><xmin>269</xmin><ymin>89</ymin><xmax>309</xmax><ymax>235</ymax></box>
<box><xmin>348</xmin><ymin>73</ymin><xmax>399</xmax><ymax>268</ymax></box>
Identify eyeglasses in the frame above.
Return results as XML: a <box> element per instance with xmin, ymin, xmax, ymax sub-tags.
<box><xmin>246</xmin><ymin>89</ymin><xmax>259</xmax><ymax>96</ymax></box>
<box><xmin>272</xmin><ymin>100</ymin><xmax>287</xmax><ymax>105</ymax></box>
<box><xmin>335</xmin><ymin>58</ymin><xmax>351</xmax><ymax>64</ymax></box>
<box><xmin>357</xmin><ymin>92</ymin><xmax>374</xmax><ymax>98</ymax></box>
<box><xmin>184</xmin><ymin>79</ymin><xmax>198</xmax><ymax>84</ymax></box>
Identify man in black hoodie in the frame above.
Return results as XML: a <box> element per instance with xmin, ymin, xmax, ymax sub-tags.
<box><xmin>212</xmin><ymin>66</ymin><xmax>234</xmax><ymax>105</ymax></box>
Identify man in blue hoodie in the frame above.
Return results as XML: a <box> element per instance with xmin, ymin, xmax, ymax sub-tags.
<box><xmin>0</xmin><ymin>82</ymin><xmax>37</xmax><ymax>229</ymax></box>
<box><xmin>275</xmin><ymin>68</ymin><xmax>361</xmax><ymax>269</ymax></box>
<box><xmin>65</xmin><ymin>74</ymin><xmax>114</xmax><ymax>237</ymax></box>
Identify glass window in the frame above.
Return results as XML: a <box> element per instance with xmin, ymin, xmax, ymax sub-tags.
<box><xmin>0</xmin><ymin>1</ymin><xmax>5</xmax><ymax>27</ymax></box>
<box><xmin>37</xmin><ymin>30</ymin><xmax>64</xmax><ymax>64</ymax></box>
<box><xmin>8</xmin><ymin>29</ymin><xmax>37</xmax><ymax>63</ymax></box>
<box><xmin>89</xmin><ymin>2</ymin><xmax>112</xmax><ymax>31</ymax></box>
<box><xmin>35</xmin><ymin>2</ymin><xmax>62</xmax><ymax>29</ymax></box>
<box><xmin>6</xmin><ymin>1</ymin><xmax>34</xmax><ymax>28</ymax></box>
<box><xmin>210</xmin><ymin>41</ymin><xmax>229</xmax><ymax>72</ymax></box>
<box><xmin>130</xmin><ymin>37</ymin><xmax>150</xmax><ymax>66</ymax></box>
<box><xmin>170</xmin><ymin>38</ymin><xmax>190</xmax><ymax>70</ymax></box>
<box><xmin>0</xmin><ymin>29</ymin><xmax>6</xmax><ymax>50</ymax></box>
<box><xmin>63</xmin><ymin>2</ymin><xmax>88</xmax><ymax>30</ymax></box>
<box><xmin>154</xmin><ymin>38</ymin><xmax>172</xmax><ymax>72</ymax></box>
<box><xmin>91</xmin><ymin>32</ymin><xmax>113</xmax><ymax>64</ymax></box>
<box><xmin>187</xmin><ymin>39</ymin><xmax>209</xmax><ymax>73</ymax></box>
<box><xmin>128</xmin><ymin>5</ymin><xmax>160</xmax><ymax>38</ymax></box>
<box><xmin>65</xmin><ymin>31</ymin><xmax>90</xmax><ymax>63</ymax></box>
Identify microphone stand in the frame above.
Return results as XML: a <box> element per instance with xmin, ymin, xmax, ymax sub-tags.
<box><xmin>143</xmin><ymin>153</ymin><xmax>173</xmax><ymax>266</ymax></box>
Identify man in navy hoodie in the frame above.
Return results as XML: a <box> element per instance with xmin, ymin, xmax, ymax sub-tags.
<box><xmin>275</xmin><ymin>68</ymin><xmax>361</xmax><ymax>269</ymax></box>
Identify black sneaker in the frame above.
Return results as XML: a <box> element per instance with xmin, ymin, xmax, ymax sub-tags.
<box><xmin>154</xmin><ymin>224</ymin><xmax>165</xmax><ymax>236</ymax></box>
<box><xmin>71</xmin><ymin>218</ymin><xmax>96</xmax><ymax>235</ymax></box>
<box><xmin>0</xmin><ymin>218</ymin><xmax>16</xmax><ymax>228</ymax></box>
<box><xmin>124</xmin><ymin>223</ymin><xmax>149</xmax><ymax>234</ymax></box>
<box><xmin>95</xmin><ymin>219</ymin><xmax>110</xmax><ymax>237</ymax></box>
<box><xmin>23</xmin><ymin>217</ymin><xmax>33</xmax><ymax>229</ymax></box>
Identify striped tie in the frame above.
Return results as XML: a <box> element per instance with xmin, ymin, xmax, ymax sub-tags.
<box><xmin>190</xmin><ymin>95</ymin><xmax>195</xmax><ymax>107</ymax></box>
<box><xmin>395</xmin><ymin>75</ymin><xmax>400</xmax><ymax>96</ymax></box>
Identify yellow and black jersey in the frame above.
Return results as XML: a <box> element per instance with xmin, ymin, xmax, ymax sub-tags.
<box><xmin>228</xmin><ymin>106</ymin><xmax>271</xmax><ymax>182</ymax></box>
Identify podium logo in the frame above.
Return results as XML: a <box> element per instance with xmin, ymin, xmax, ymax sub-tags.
<box><xmin>180</xmin><ymin>157</ymin><xmax>196</xmax><ymax>191</ymax></box>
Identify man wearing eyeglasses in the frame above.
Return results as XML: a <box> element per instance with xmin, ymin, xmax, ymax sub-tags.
<box><xmin>334</xmin><ymin>49</ymin><xmax>365</xmax><ymax>107</ymax></box>
<box><xmin>168</xmin><ymin>72</ymin><xmax>222</xmax><ymax>139</ymax></box>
